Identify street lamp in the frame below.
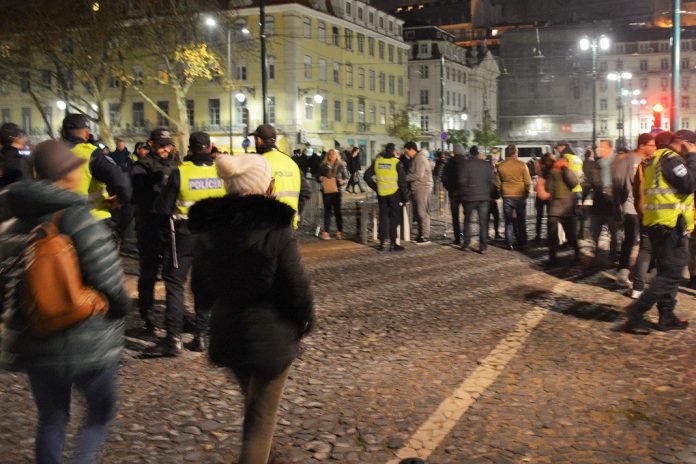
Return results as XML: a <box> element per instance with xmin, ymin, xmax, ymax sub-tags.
<box><xmin>205</xmin><ymin>16</ymin><xmax>234</xmax><ymax>152</ymax></box>
<box><xmin>56</xmin><ymin>100</ymin><xmax>67</xmax><ymax>111</ymax></box>
<box><xmin>579</xmin><ymin>34</ymin><xmax>610</xmax><ymax>149</ymax></box>
<box><xmin>607</xmin><ymin>71</ymin><xmax>633</xmax><ymax>148</ymax></box>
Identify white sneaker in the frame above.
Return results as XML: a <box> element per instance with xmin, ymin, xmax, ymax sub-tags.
<box><xmin>616</xmin><ymin>268</ymin><xmax>632</xmax><ymax>287</ymax></box>
<box><xmin>631</xmin><ymin>289</ymin><xmax>643</xmax><ymax>299</ymax></box>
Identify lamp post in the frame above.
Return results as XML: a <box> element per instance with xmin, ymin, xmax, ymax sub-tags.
<box><xmin>205</xmin><ymin>18</ymin><xmax>250</xmax><ymax>152</ymax></box>
<box><xmin>608</xmin><ymin>71</ymin><xmax>633</xmax><ymax>148</ymax></box>
<box><xmin>579</xmin><ymin>34</ymin><xmax>610</xmax><ymax>150</ymax></box>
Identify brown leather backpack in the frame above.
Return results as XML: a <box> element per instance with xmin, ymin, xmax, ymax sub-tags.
<box><xmin>23</xmin><ymin>211</ymin><xmax>108</xmax><ymax>336</ymax></box>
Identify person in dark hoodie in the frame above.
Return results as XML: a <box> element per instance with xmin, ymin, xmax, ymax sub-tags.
<box><xmin>364</xmin><ymin>142</ymin><xmax>409</xmax><ymax>251</ymax></box>
<box><xmin>0</xmin><ymin>122</ymin><xmax>32</xmax><ymax>188</ymax></box>
<box><xmin>0</xmin><ymin>140</ymin><xmax>130</xmax><ymax>464</ymax></box>
<box><xmin>188</xmin><ymin>154</ymin><xmax>315</xmax><ymax>464</ymax></box>
<box><xmin>459</xmin><ymin>145</ymin><xmax>496</xmax><ymax>253</ymax></box>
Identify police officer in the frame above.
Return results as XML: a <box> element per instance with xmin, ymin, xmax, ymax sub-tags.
<box><xmin>249</xmin><ymin>124</ymin><xmax>310</xmax><ymax>228</ymax></box>
<box><xmin>146</xmin><ymin>131</ymin><xmax>226</xmax><ymax>355</ymax></box>
<box><xmin>556</xmin><ymin>140</ymin><xmax>584</xmax><ymax>195</ymax></box>
<box><xmin>0</xmin><ymin>122</ymin><xmax>31</xmax><ymax>188</ymax></box>
<box><xmin>61</xmin><ymin>114</ymin><xmax>131</xmax><ymax>222</ymax></box>
<box><xmin>364</xmin><ymin>143</ymin><xmax>409</xmax><ymax>251</ymax></box>
<box><xmin>131</xmin><ymin>128</ymin><xmax>177</xmax><ymax>339</ymax></box>
<box><xmin>615</xmin><ymin>130</ymin><xmax>696</xmax><ymax>334</ymax></box>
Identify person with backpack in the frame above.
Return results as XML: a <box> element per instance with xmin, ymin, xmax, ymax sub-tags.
<box><xmin>0</xmin><ymin>140</ymin><xmax>130</xmax><ymax>464</ymax></box>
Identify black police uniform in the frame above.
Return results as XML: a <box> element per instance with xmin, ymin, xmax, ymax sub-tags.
<box><xmin>364</xmin><ymin>150</ymin><xmax>409</xmax><ymax>248</ymax></box>
<box><xmin>131</xmin><ymin>150</ymin><xmax>176</xmax><ymax>329</ymax></box>
<box><xmin>625</xmin><ymin>147</ymin><xmax>696</xmax><ymax>330</ymax></box>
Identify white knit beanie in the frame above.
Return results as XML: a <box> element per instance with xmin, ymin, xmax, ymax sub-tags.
<box><xmin>215</xmin><ymin>154</ymin><xmax>273</xmax><ymax>196</ymax></box>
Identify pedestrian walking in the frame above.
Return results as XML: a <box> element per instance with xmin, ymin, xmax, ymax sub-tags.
<box><xmin>578</xmin><ymin>148</ymin><xmax>596</xmax><ymax>239</ymax></box>
<box><xmin>459</xmin><ymin>147</ymin><xmax>496</xmax><ymax>253</ymax></box>
<box><xmin>130</xmin><ymin>128</ymin><xmax>177</xmax><ymax>336</ymax></box>
<box><xmin>442</xmin><ymin>143</ymin><xmax>467</xmax><ymax>244</ymax></box>
<box><xmin>612</xmin><ymin>133</ymin><xmax>655</xmax><ymax>286</ymax></box>
<box><xmin>536</xmin><ymin>153</ymin><xmax>580</xmax><ymax>263</ymax></box>
<box><xmin>364</xmin><ymin>143</ymin><xmax>409</xmax><ymax>251</ymax></box>
<box><xmin>615</xmin><ymin>130</ymin><xmax>696</xmax><ymax>333</ymax></box>
<box><xmin>346</xmin><ymin>147</ymin><xmax>365</xmax><ymax>193</ymax></box>
<box><xmin>404</xmin><ymin>141</ymin><xmax>434</xmax><ymax>244</ymax></box>
<box><xmin>188</xmin><ymin>154</ymin><xmax>315</xmax><ymax>464</ymax></box>
<box><xmin>0</xmin><ymin>140</ymin><xmax>130</xmax><ymax>464</ymax></box>
<box><xmin>144</xmin><ymin>132</ymin><xmax>227</xmax><ymax>356</ymax></box>
<box><xmin>474</xmin><ymin>145</ymin><xmax>500</xmax><ymax>240</ymax></box>
<box><xmin>0</xmin><ymin>122</ymin><xmax>32</xmax><ymax>188</ymax></box>
<box><xmin>587</xmin><ymin>140</ymin><xmax>619</xmax><ymax>261</ymax></box>
<box><xmin>317</xmin><ymin>148</ymin><xmax>349</xmax><ymax>240</ymax></box>
<box><xmin>497</xmin><ymin>144</ymin><xmax>532</xmax><ymax>250</ymax></box>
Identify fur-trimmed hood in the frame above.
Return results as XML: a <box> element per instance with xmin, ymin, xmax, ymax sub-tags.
<box><xmin>188</xmin><ymin>194</ymin><xmax>294</xmax><ymax>234</ymax></box>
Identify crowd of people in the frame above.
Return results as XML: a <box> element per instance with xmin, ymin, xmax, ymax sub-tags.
<box><xmin>0</xmin><ymin>113</ymin><xmax>694</xmax><ymax>463</ymax></box>
<box><xmin>0</xmin><ymin>117</ymin><xmax>314</xmax><ymax>464</ymax></box>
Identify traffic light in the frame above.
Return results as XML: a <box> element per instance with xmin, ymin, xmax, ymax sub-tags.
<box><xmin>653</xmin><ymin>103</ymin><xmax>664</xmax><ymax>130</ymax></box>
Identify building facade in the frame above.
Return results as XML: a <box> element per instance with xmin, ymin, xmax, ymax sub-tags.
<box><xmin>405</xmin><ymin>26</ymin><xmax>499</xmax><ymax>149</ymax></box>
<box><xmin>0</xmin><ymin>0</ymin><xmax>408</xmax><ymax>161</ymax></box>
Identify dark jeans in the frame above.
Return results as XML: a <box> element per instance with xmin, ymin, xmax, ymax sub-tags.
<box><xmin>322</xmin><ymin>192</ymin><xmax>343</xmax><ymax>232</ymax></box>
<box><xmin>450</xmin><ymin>197</ymin><xmax>462</xmax><ymax>241</ymax></box>
<box><xmin>503</xmin><ymin>197</ymin><xmax>527</xmax><ymax>247</ymax></box>
<box><xmin>377</xmin><ymin>193</ymin><xmax>402</xmax><ymax>244</ymax></box>
<box><xmin>631</xmin><ymin>226</ymin><xmax>690</xmax><ymax>318</ymax></box>
<box><xmin>632</xmin><ymin>226</ymin><xmax>654</xmax><ymax>291</ymax></box>
<box><xmin>591</xmin><ymin>214</ymin><xmax>619</xmax><ymax>260</ymax></box>
<box><xmin>619</xmin><ymin>213</ymin><xmax>640</xmax><ymax>270</ymax></box>
<box><xmin>346</xmin><ymin>172</ymin><xmax>364</xmax><ymax>192</ymax></box>
<box><xmin>535</xmin><ymin>198</ymin><xmax>548</xmax><ymax>238</ymax></box>
<box><xmin>28</xmin><ymin>367</ymin><xmax>118</xmax><ymax>464</ymax></box>
<box><xmin>489</xmin><ymin>199</ymin><xmax>500</xmax><ymax>236</ymax></box>
<box><xmin>162</xmin><ymin>228</ymin><xmax>195</xmax><ymax>338</ymax></box>
<box><xmin>548</xmin><ymin>215</ymin><xmax>578</xmax><ymax>260</ymax></box>
<box><xmin>463</xmin><ymin>201</ymin><xmax>490</xmax><ymax>251</ymax></box>
<box><xmin>136</xmin><ymin>216</ymin><xmax>164</xmax><ymax>321</ymax></box>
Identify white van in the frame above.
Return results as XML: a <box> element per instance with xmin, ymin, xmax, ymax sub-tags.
<box><xmin>495</xmin><ymin>144</ymin><xmax>553</xmax><ymax>165</ymax></box>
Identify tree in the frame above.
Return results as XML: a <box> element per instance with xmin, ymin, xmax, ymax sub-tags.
<box><xmin>446</xmin><ymin>129</ymin><xmax>469</xmax><ymax>147</ymax></box>
<box><xmin>0</xmin><ymin>0</ymin><xmax>129</xmax><ymax>146</ymax></box>
<box><xmin>114</xmin><ymin>0</ymin><xmax>224</xmax><ymax>149</ymax></box>
<box><xmin>388</xmin><ymin>111</ymin><xmax>422</xmax><ymax>143</ymax></box>
<box><xmin>473</xmin><ymin>113</ymin><xmax>502</xmax><ymax>153</ymax></box>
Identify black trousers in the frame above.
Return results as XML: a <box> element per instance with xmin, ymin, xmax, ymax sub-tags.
<box><xmin>463</xmin><ymin>201</ymin><xmax>490</xmax><ymax>251</ymax></box>
<box><xmin>161</xmin><ymin>227</ymin><xmax>195</xmax><ymax>338</ymax></box>
<box><xmin>136</xmin><ymin>216</ymin><xmax>164</xmax><ymax>321</ymax></box>
<box><xmin>632</xmin><ymin>226</ymin><xmax>689</xmax><ymax>317</ymax></box>
<box><xmin>489</xmin><ymin>199</ymin><xmax>500</xmax><ymax>236</ymax></box>
<box><xmin>378</xmin><ymin>194</ymin><xmax>402</xmax><ymax>244</ymax></box>
<box><xmin>322</xmin><ymin>192</ymin><xmax>343</xmax><ymax>232</ymax></box>
<box><xmin>346</xmin><ymin>172</ymin><xmax>364</xmax><ymax>192</ymax></box>
<box><xmin>619</xmin><ymin>213</ymin><xmax>640</xmax><ymax>270</ymax></box>
<box><xmin>548</xmin><ymin>215</ymin><xmax>578</xmax><ymax>260</ymax></box>
<box><xmin>503</xmin><ymin>197</ymin><xmax>528</xmax><ymax>247</ymax></box>
<box><xmin>450</xmin><ymin>198</ymin><xmax>462</xmax><ymax>240</ymax></box>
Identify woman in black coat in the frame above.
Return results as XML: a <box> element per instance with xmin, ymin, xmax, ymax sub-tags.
<box><xmin>188</xmin><ymin>154</ymin><xmax>315</xmax><ymax>464</ymax></box>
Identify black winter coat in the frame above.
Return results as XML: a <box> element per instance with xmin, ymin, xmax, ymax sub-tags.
<box><xmin>188</xmin><ymin>195</ymin><xmax>315</xmax><ymax>379</ymax></box>
<box><xmin>0</xmin><ymin>181</ymin><xmax>129</xmax><ymax>376</ymax></box>
<box><xmin>0</xmin><ymin>146</ymin><xmax>32</xmax><ymax>188</ymax></box>
<box><xmin>457</xmin><ymin>158</ymin><xmax>496</xmax><ymax>202</ymax></box>
<box><xmin>131</xmin><ymin>152</ymin><xmax>177</xmax><ymax>218</ymax></box>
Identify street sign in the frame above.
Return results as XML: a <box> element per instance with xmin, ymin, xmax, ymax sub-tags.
<box><xmin>440</xmin><ymin>132</ymin><xmax>448</xmax><ymax>140</ymax></box>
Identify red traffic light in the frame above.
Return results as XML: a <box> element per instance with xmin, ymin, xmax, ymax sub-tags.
<box><xmin>653</xmin><ymin>103</ymin><xmax>663</xmax><ymax>129</ymax></box>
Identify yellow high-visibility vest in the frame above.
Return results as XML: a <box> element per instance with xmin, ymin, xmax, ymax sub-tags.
<box><xmin>263</xmin><ymin>149</ymin><xmax>301</xmax><ymax>229</ymax></box>
<box><xmin>374</xmin><ymin>156</ymin><xmax>399</xmax><ymax>196</ymax></box>
<box><xmin>70</xmin><ymin>142</ymin><xmax>111</xmax><ymax>221</ymax></box>
<box><xmin>643</xmin><ymin>148</ymin><xmax>694</xmax><ymax>230</ymax></box>
<box><xmin>563</xmin><ymin>152</ymin><xmax>583</xmax><ymax>193</ymax></box>
<box><xmin>173</xmin><ymin>162</ymin><xmax>226</xmax><ymax>220</ymax></box>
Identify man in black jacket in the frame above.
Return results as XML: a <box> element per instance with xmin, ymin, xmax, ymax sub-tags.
<box><xmin>0</xmin><ymin>122</ymin><xmax>31</xmax><ymax>188</ymax></box>
<box><xmin>131</xmin><ymin>128</ymin><xmax>177</xmax><ymax>338</ymax></box>
<box><xmin>442</xmin><ymin>143</ymin><xmax>467</xmax><ymax>244</ymax></box>
<box><xmin>459</xmin><ymin>149</ymin><xmax>496</xmax><ymax>253</ymax></box>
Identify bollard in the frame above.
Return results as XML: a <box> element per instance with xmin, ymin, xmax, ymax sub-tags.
<box><xmin>356</xmin><ymin>201</ymin><xmax>361</xmax><ymax>241</ymax></box>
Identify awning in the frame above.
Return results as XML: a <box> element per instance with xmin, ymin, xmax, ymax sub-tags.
<box><xmin>306</xmin><ymin>136</ymin><xmax>324</xmax><ymax>148</ymax></box>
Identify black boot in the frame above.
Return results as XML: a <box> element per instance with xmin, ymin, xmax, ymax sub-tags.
<box><xmin>390</xmin><ymin>243</ymin><xmax>405</xmax><ymax>252</ymax></box>
<box><xmin>185</xmin><ymin>335</ymin><xmax>207</xmax><ymax>352</ymax></box>
<box><xmin>142</xmin><ymin>335</ymin><xmax>183</xmax><ymax>357</ymax></box>
<box><xmin>377</xmin><ymin>241</ymin><xmax>386</xmax><ymax>251</ymax></box>
<box><xmin>657</xmin><ymin>313</ymin><xmax>689</xmax><ymax>331</ymax></box>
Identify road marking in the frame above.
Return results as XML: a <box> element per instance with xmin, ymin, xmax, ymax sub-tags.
<box><xmin>386</xmin><ymin>297</ymin><xmax>561</xmax><ymax>463</ymax></box>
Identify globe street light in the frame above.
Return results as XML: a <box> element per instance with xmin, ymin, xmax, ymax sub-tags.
<box><xmin>313</xmin><ymin>94</ymin><xmax>324</xmax><ymax>104</ymax></box>
<box><xmin>579</xmin><ymin>34</ymin><xmax>610</xmax><ymax>149</ymax></box>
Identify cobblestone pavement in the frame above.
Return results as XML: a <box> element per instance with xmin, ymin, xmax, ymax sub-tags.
<box><xmin>1</xmin><ymin>234</ymin><xmax>695</xmax><ymax>463</ymax></box>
